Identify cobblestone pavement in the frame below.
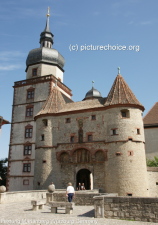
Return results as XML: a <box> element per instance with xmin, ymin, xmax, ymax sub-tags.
<box><xmin>0</xmin><ymin>201</ymin><xmax>157</xmax><ymax>225</ymax></box>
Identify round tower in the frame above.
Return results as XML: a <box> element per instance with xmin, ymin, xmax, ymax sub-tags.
<box><xmin>104</xmin><ymin>70</ymin><xmax>149</xmax><ymax>196</ymax></box>
<box><xmin>34</xmin><ymin>86</ymin><xmax>66</xmax><ymax>189</ymax></box>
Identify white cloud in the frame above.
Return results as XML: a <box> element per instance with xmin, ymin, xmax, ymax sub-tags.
<box><xmin>0</xmin><ymin>64</ymin><xmax>21</xmax><ymax>71</ymax></box>
<box><xmin>139</xmin><ymin>21</ymin><xmax>152</xmax><ymax>25</ymax></box>
<box><xmin>0</xmin><ymin>51</ymin><xmax>25</xmax><ymax>62</ymax></box>
<box><xmin>0</xmin><ymin>51</ymin><xmax>24</xmax><ymax>71</ymax></box>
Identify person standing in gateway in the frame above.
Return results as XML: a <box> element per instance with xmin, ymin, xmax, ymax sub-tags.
<box><xmin>66</xmin><ymin>182</ymin><xmax>75</xmax><ymax>202</ymax></box>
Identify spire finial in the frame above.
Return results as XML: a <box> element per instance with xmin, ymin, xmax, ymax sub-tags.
<box><xmin>118</xmin><ymin>67</ymin><xmax>120</xmax><ymax>75</ymax></box>
<box><xmin>92</xmin><ymin>80</ymin><xmax>94</xmax><ymax>88</ymax></box>
<box><xmin>47</xmin><ymin>6</ymin><xmax>50</xmax><ymax>17</ymax></box>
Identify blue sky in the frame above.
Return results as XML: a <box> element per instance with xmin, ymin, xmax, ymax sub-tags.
<box><xmin>0</xmin><ymin>0</ymin><xmax>158</xmax><ymax>159</ymax></box>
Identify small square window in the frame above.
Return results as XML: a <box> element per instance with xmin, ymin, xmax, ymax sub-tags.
<box><xmin>112</xmin><ymin>129</ymin><xmax>117</xmax><ymax>135</ymax></box>
<box><xmin>32</xmin><ymin>68</ymin><xmax>37</xmax><ymax>76</ymax></box>
<box><xmin>70</xmin><ymin>136</ymin><xmax>75</xmax><ymax>143</ymax></box>
<box><xmin>128</xmin><ymin>151</ymin><xmax>133</xmax><ymax>156</ymax></box>
<box><xmin>121</xmin><ymin>109</ymin><xmax>130</xmax><ymax>118</ymax></box>
<box><xmin>66</xmin><ymin>118</ymin><xmax>71</xmax><ymax>123</ymax></box>
<box><xmin>122</xmin><ymin>111</ymin><xmax>127</xmax><ymax>117</ymax></box>
<box><xmin>42</xmin><ymin>119</ymin><xmax>48</xmax><ymax>126</ymax></box>
<box><xmin>91</xmin><ymin>115</ymin><xmax>96</xmax><ymax>120</ymax></box>
<box><xmin>43</xmin><ymin>160</ymin><xmax>46</xmax><ymax>163</ymax></box>
<box><xmin>127</xmin><ymin>193</ymin><xmax>132</xmax><ymax>196</ymax></box>
<box><xmin>41</xmin><ymin>134</ymin><xmax>44</xmax><ymax>141</ymax></box>
<box><xmin>137</xmin><ymin>129</ymin><xmax>140</xmax><ymax>135</ymax></box>
<box><xmin>116</xmin><ymin>152</ymin><xmax>121</xmax><ymax>156</ymax></box>
<box><xmin>88</xmin><ymin>135</ymin><xmax>93</xmax><ymax>142</ymax></box>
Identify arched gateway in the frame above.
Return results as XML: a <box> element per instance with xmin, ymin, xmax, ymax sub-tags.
<box><xmin>76</xmin><ymin>169</ymin><xmax>93</xmax><ymax>190</ymax></box>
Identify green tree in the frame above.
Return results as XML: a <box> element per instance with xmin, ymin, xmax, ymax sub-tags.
<box><xmin>147</xmin><ymin>156</ymin><xmax>158</xmax><ymax>167</ymax></box>
<box><xmin>0</xmin><ymin>158</ymin><xmax>8</xmax><ymax>186</ymax></box>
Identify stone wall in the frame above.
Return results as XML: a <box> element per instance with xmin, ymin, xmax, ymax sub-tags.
<box><xmin>0</xmin><ymin>190</ymin><xmax>46</xmax><ymax>204</ymax></box>
<box><xmin>52</xmin><ymin>190</ymin><xmax>104</xmax><ymax>205</ymax></box>
<box><xmin>94</xmin><ymin>195</ymin><xmax>158</xmax><ymax>223</ymax></box>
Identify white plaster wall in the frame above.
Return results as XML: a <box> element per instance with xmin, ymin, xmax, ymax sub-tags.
<box><xmin>9</xmin><ymin>161</ymin><xmax>34</xmax><ymax>176</ymax></box>
<box><xmin>11</xmin><ymin>122</ymin><xmax>36</xmax><ymax>144</ymax></box>
<box><xmin>26</xmin><ymin>64</ymin><xmax>63</xmax><ymax>82</ymax></box>
<box><xmin>145</xmin><ymin>128</ymin><xmax>158</xmax><ymax>160</ymax></box>
<box><xmin>41</xmin><ymin>64</ymin><xmax>63</xmax><ymax>82</ymax></box>
<box><xmin>8</xmin><ymin>177</ymin><xmax>34</xmax><ymax>192</ymax></box>
<box><xmin>14</xmin><ymin>83</ymin><xmax>50</xmax><ymax>105</ymax></box>
<box><xmin>10</xmin><ymin>144</ymin><xmax>35</xmax><ymax>160</ymax></box>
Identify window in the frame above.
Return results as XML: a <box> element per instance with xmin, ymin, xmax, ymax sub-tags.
<box><xmin>26</xmin><ymin>106</ymin><xmax>33</xmax><ymax>117</ymax></box>
<box><xmin>121</xmin><ymin>109</ymin><xmax>130</xmax><ymax>118</ymax></box>
<box><xmin>88</xmin><ymin>134</ymin><xmax>93</xmax><ymax>142</ymax></box>
<box><xmin>91</xmin><ymin>115</ymin><xmax>96</xmax><ymax>120</ymax></box>
<box><xmin>23</xmin><ymin>179</ymin><xmax>29</xmax><ymax>185</ymax></box>
<box><xmin>42</xmin><ymin>119</ymin><xmax>48</xmax><ymax>126</ymax></box>
<box><xmin>41</xmin><ymin>134</ymin><xmax>44</xmax><ymax>141</ymax></box>
<box><xmin>137</xmin><ymin>129</ymin><xmax>140</xmax><ymax>135</ymax></box>
<box><xmin>23</xmin><ymin>163</ymin><xmax>31</xmax><ymax>172</ymax></box>
<box><xmin>24</xmin><ymin>145</ymin><xmax>32</xmax><ymax>155</ymax></box>
<box><xmin>32</xmin><ymin>68</ymin><xmax>37</xmax><ymax>76</ymax></box>
<box><xmin>43</xmin><ymin>160</ymin><xmax>46</xmax><ymax>163</ymax></box>
<box><xmin>122</xmin><ymin>111</ymin><xmax>127</xmax><ymax>117</ymax></box>
<box><xmin>116</xmin><ymin>152</ymin><xmax>121</xmax><ymax>156</ymax></box>
<box><xmin>128</xmin><ymin>151</ymin><xmax>134</xmax><ymax>156</ymax></box>
<box><xmin>27</xmin><ymin>89</ymin><xmax>34</xmax><ymax>99</ymax></box>
<box><xmin>65</xmin><ymin>118</ymin><xmax>71</xmax><ymax>123</ymax></box>
<box><xmin>112</xmin><ymin>129</ymin><xmax>117</xmax><ymax>135</ymax></box>
<box><xmin>70</xmin><ymin>136</ymin><xmax>75</xmax><ymax>143</ymax></box>
<box><xmin>25</xmin><ymin>125</ymin><xmax>33</xmax><ymax>138</ymax></box>
<box><xmin>127</xmin><ymin>193</ymin><xmax>132</xmax><ymax>196</ymax></box>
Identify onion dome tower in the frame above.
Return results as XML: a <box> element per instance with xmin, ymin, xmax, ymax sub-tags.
<box><xmin>25</xmin><ymin>7</ymin><xmax>65</xmax><ymax>82</ymax></box>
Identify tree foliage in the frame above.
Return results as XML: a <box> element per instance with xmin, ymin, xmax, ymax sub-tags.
<box><xmin>147</xmin><ymin>156</ymin><xmax>158</xmax><ymax>167</ymax></box>
<box><xmin>0</xmin><ymin>158</ymin><xmax>8</xmax><ymax>186</ymax></box>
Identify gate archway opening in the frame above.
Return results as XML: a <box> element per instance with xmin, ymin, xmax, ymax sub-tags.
<box><xmin>76</xmin><ymin>169</ymin><xmax>93</xmax><ymax>190</ymax></box>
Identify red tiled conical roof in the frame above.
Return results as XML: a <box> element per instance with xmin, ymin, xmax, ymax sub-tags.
<box><xmin>104</xmin><ymin>74</ymin><xmax>144</xmax><ymax>110</ymax></box>
<box><xmin>143</xmin><ymin>102</ymin><xmax>158</xmax><ymax>125</ymax></box>
<box><xmin>36</xmin><ymin>86</ymin><xmax>65</xmax><ymax>116</ymax></box>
